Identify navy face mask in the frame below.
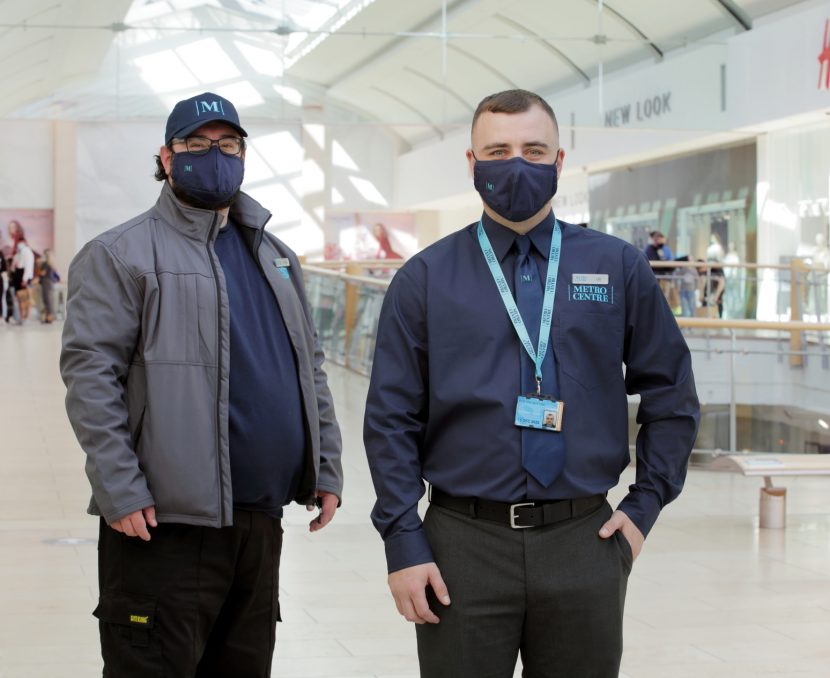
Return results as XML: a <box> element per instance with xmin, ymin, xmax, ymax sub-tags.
<box><xmin>171</xmin><ymin>146</ymin><xmax>244</xmax><ymax>210</ymax></box>
<box><xmin>473</xmin><ymin>155</ymin><xmax>558</xmax><ymax>223</ymax></box>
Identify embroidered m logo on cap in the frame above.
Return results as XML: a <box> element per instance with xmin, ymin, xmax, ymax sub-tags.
<box><xmin>196</xmin><ymin>100</ymin><xmax>225</xmax><ymax>116</ymax></box>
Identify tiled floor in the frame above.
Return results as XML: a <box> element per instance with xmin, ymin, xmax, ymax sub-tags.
<box><xmin>1</xmin><ymin>321</ymin><xmax>829</xmax><ymax>677</ymax></box>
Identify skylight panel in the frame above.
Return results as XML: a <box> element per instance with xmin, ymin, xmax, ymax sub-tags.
<box><xmin>176</xmin><ymin>38</ymin><xmax>241</xmax><ymax>83</ymax></box>
<box><xmin>133</xmin><ymin>50</ymin><xmax>200</xmax><ymax>92</ymax></box>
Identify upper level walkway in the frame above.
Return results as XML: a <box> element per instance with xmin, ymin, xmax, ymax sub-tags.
<box><xmin>1</xmin><ymin>322</ymin><xmax>829</xmax><ymax>677</ymax></box>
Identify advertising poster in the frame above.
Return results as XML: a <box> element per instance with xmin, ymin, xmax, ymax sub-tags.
<box><xmin>0</xmin><ymin>209</ymin><xmax>55</xmax><ymax>260</ymax></box>
<box><xmin>323</xmin><ymin>212</ymin><xmax>416</xmax><ymax>261</ymax></box>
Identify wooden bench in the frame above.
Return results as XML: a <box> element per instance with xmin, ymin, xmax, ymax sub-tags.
<box><xmin>709</xmin><ymin>453</ymin><xmax>830</xmax><ymax>528</ymax></box>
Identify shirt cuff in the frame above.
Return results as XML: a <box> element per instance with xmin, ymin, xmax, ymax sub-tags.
<box><xmin>616</xmin><ymin>489</ymin><xmax>663</xmax><ymax>538</ymax></box>
<box><xmin>384</xmin><ymin>528</ymin><xmax>435</xmax><ymax>574</ymax></box>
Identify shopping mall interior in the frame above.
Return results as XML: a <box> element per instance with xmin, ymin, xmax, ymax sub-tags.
<box><xmin>1</xmin><ymin>1</ymin><xmax>829</xmax><ymax>676</ymax></box>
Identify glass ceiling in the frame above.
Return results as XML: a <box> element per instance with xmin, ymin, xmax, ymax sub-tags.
<box><xmin>118</xmin><ymin>0</ymin><xmax>376</xmax><ymax>110</ymax></box>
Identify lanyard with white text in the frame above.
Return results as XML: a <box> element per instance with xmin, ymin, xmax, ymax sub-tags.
<box><xmin>477</xmin><ymin>219</ymin><xmax>562</xmax><ymax>393</ymax></box>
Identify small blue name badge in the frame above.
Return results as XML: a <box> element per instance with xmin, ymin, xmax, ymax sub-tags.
<box><xmin>515</xmin><ymin>395</ymin><xmax>564</xmax><ymax>432</ymax></box>
<box><xmin>274</xmin><ymin>257</ymin><xmax>291</xmax><ymax>279</ymax></box>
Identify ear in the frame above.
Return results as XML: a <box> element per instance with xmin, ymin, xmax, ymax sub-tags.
<box><xmin>159</xmin><ymin>145</ymin><xmax>173</xmax><ymax>177</ymax></box>
<box><xmin>465</xmin><ymin>148</ymin><xmax>476</xmax><ymax>178</ymax></box>
<box><xmin>555</xmin><ymin>148</ymin><xmax>565</xmax><ymax>175</ymax></box>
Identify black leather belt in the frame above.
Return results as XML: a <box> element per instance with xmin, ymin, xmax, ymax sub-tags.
<box><xmin>429</xmin><ymin>487</ymin><xmax>605</xmax><ymax>529</ymax></box>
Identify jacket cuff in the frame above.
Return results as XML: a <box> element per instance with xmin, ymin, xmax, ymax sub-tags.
<box><xmin>616</xmin><ymin>489</ymin><xmax>663</xmax><ymax>538</ymax></box>
<box><xmin>315</xmin><ymin>483</ymin><xmax>343</xmax><ymax>507</ymax></box>
<box><xmin>102</xmin><ymin>495</ymin><xmax>156</xmax><ymax>525</ymax></box>
<box><xmin>384</xmin><ymin>528</ymin><xmax>434</xmax><ymax>574</ymax></box>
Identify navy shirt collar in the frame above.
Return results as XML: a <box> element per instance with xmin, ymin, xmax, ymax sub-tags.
<box><xmin>480</xmin><ymin>210</ymin><xmax>555</xmax><ymax>262</ymax></box>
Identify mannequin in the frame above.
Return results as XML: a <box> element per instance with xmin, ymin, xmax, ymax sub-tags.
<box><xmin>706</xmin><ymin>233</ymin><xmax>725</xmax><ymax>262</ymax></box>
<box><xmin>813</xmin><ymin>233</ymin><xmax>830</xmax><ymax>269</ymax></box>
<box><xmin>811</xmin><ymin>232</ymin><xmax>830</xmax><ymax>321</ymax></box>
<box><xmin>724</xmin><ymin>241</ymin><xmax>740</xmax><ymax>266</ymax></box>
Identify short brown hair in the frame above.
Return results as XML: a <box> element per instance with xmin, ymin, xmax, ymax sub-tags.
<box><xmin>471</xmin><ymin>89</ymin><xmax>558</xmax><ymax>134</ymax></box>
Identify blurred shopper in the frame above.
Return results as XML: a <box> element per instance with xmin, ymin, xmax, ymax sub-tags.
<box><xmin>699</xmin><ymin>258</ymin><xmax>726</xmax><ymax>318</ymax></box>
<box><xmin>644</xmin><ymin>230</ymin><xmax>678</xmax><ymax>312</ymax></box>
<box><xmin>0</xmin><ymin>255</ymin><xmax>7</xmax><ymax>322</ymax></box>
<box><xmin>37</xmin><ymin>249</ymin><xmax>58</xmax><ymax>323</ymax></box>
<box><xmin>644</xmin><ymin>229</ymin><xmax>673</xmax><ymax>262</ymax></box>
<box><xmin>364</xmin><ymin>89</ymin><xmax>700</xmax><ymax>678</ymax></box>
<box><xmin>60</xmin><ymin>91</ymin><xmax>343</xmax><ymax>677</ymax></box>
<box><xmin>11</xmin><ymin>239</ymin><xmax>35</xmax><ymax>323</ymax></box>
<box><xmin>674</xmin><ymin>255</ymin><xmax>699</xmax><ymax>318</ymax></box>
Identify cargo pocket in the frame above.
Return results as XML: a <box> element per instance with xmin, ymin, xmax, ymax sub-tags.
<box><xmin>94</xmin><ymin>590</ymin><xmax>162</xmax><ymax>673</ymax></box>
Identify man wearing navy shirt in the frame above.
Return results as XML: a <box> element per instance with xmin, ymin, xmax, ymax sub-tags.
<box><xmin>61</xmin><ymin>92</ymin><xmax>343</xmax><ymax>677</ymax></box>
<box><xmin>364</xmin><ymin>89</ymin><xmax>699</xmax><ymax>677</ymax></box>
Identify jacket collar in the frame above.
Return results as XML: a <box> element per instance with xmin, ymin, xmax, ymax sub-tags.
<box><xmin>155</xmin><ymin>182</ymin><xmax>272</xmax><ymax>242</ymax></box>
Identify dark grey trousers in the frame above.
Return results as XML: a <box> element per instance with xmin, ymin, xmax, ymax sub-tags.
<box><xmin>416</xmin><ymin>500</ymin><xmax>632</xmax><ymax>678</ymax></box>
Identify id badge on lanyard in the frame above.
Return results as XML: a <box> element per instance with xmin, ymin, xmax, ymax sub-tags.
<box><xmin>477</xmin><ymin>220</ymin><xmax>565</xmax><ymax>433</ymax></box>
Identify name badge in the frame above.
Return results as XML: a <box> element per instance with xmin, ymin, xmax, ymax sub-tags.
<box><xmin>274</xmin><ymin>257</ymin><xmax>291</xmax><ymax>268</ymax></box>
<box><xmin>572</xmin><ymin>273</ymin><xmax>608</xmax><ymax>285</ymax></box>
<box><xmin>515</xmin><ymin>394</ymin><xmax>564</xmax><ymax>432</ymax></box>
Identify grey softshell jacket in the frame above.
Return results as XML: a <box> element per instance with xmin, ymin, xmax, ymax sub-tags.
<box><xmin>60</xmin><ymin>184</ymin><xmax>343</xmax><ymax>526</ymax></box>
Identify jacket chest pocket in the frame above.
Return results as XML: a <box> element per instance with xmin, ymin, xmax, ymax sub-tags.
<box><xmin>142</xmin><ymin>273</ymin><xmax>214</xmax><ymax>364</ymax></box>
<box><xmin>555</xmin><ymin>311</ymin><xmax>623</xmax><ymax>391</ymax></box>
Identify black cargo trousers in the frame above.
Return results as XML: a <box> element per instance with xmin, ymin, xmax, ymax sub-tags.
<box><xmin>95</xmin><ymin>509</ymin><xmax>283</xmax><ymax>677</ymax></box>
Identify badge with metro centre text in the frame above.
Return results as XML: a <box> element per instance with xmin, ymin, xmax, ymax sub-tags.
<box><xmin>515</xmin><ymin>394</ymin><xmax>564</xmax><ymax>432</ymax></box>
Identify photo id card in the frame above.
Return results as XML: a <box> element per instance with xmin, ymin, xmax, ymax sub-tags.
<box><xmin>515</xmin><ymin>395</ymin><xmax>564</xmax><ymax>432</ymax></box>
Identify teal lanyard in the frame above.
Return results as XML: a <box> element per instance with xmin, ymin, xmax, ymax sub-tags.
<box><xmin>477</xmin><ymin>219</ymin><xmax>562</xmax><ymax>391</ymax></box>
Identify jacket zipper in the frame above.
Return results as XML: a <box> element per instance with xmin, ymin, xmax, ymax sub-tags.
<box><xmin>207</xmin><ymin>213</ymin><xmax>225</xmax><ymax>523</ymax></box>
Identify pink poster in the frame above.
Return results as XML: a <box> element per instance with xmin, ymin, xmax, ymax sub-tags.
<box><xmin>323</xmin><ymin>212</ymin><xmax>416</xmax><ymax>261</ymax></box>
<box><xmin>0</xmin><ymin>209</ymin><xmax>54</xmax><ymax>260</ymax></box>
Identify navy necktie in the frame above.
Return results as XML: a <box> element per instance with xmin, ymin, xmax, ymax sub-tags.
<box><xmin>514</xmin><ymin>235</ymin><xmax>565</xmax><ymax>488</ymax></box>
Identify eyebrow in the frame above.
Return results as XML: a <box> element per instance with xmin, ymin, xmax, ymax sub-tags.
<box><xmin>480</xmin><ymin>141</ymin><xmax>550</xmax><ymax>151</ymax></box>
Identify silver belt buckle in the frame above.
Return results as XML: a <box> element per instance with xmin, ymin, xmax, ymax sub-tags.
<box><xmin>509</xmin><ymin>502</ymin><xmax>535</xmax><ymax>529</ymax></box>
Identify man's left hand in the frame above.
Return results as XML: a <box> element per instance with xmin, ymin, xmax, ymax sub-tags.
<box><xmin>307</xmin><ymin>491</ymin><xmax>338</xmax><ymax>532</ymax></box>
<box><xmin>598</xmin><ymin>510</ymin><xmax>644</xmax><ymax>560</ymax></box>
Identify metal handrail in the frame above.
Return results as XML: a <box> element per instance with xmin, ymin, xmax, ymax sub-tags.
<box><xmin>676</xmin><ymin>318</ymin><xmax>830</xmax><ymax>331</ymax></box>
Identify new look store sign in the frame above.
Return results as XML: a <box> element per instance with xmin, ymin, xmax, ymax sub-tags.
<box><xmin>552</xmin><ymin>42</ymin><xmax>727</xmax><ymax>134</ymax></box>
<box><xmin>604</xmin><ymin>92</ymin><xmax>673</xmax><ymax>127</ymax></box>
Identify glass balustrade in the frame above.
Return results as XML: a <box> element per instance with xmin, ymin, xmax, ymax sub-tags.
<box><xmin>304</xmin><ymin>259</ymin><xmax>830</xmax><ymax>457</ymax></box>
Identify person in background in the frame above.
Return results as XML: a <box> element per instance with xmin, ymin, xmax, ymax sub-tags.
<box><xmin>37</xmin><ymin>249</ymin><xmax>58</xmax><ymax>323</ymax></box>
<box><xmin>673</xmin><ymin>255</ymin><xmax>699</xmax><ymax>318</ymax></box>
<box><xmin>60</xmin><ymin>91</ymin><xmax>343</xmax><ymax>677</ymax></box>
<box><xmin>699</xmin><ymin>258</ymin><xmax>726</xmax><ymax>318</ymax></box>
<box><xmin>11</xmin><ymin>239</ymin><xmax>35</xmax><ymax>323</ymax></box>
<box><xmin>644</xmin><ymin>230</ymin><xmax>672</xmax><ymax>263</ymax></box>
<box><xmin>364</xmin><ymin>88</ymin><xmax>699</xmax><ymax>678</ymax></box>
<box><xmin>643</xmin><ymin>230</ymin><xmax>678</xmax><ymax>311</ymax></box>
<box><xmin>0</xmin><ymin>254</ymin><xmax>7</xmax><ymax>323</ymax></box>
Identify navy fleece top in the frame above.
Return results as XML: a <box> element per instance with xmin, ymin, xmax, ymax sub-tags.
<box><xmin>214</xmin><ymin>220</ymin><xmax>306</xmax><ymax>517</ymax></box>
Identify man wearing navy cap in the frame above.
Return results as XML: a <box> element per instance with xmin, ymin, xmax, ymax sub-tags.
<box><xmin>61</xmin><ymin>92</ymin><xmax>343</xmax><ymax>676</ymax></box>
<box><xmin>364</xmin><ymin>89</ymin><xmax>699</xmax><ymax>676</ymax></box>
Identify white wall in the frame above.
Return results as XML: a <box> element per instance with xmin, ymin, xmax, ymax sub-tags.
<box><xmin>0</xmin><ymin>120</ymin><xmax>53</xmax><ymax>210</ymax></box>
<box><xmin>76</xmin><ymin>122</ymin><xmax>162</xmax><ymax>249</ymax></box>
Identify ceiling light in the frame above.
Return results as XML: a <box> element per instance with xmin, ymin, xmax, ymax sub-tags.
<box><xmin>819</xmin><ymin>419</ymin><xmax>829</xmax><ymax>430</ymax></box>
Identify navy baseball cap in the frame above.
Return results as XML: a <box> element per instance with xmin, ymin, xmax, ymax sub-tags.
<box><xmin>165</xmin><ymin>92</ymin><xmax>248</xmax><ymax>144</ymax></box>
